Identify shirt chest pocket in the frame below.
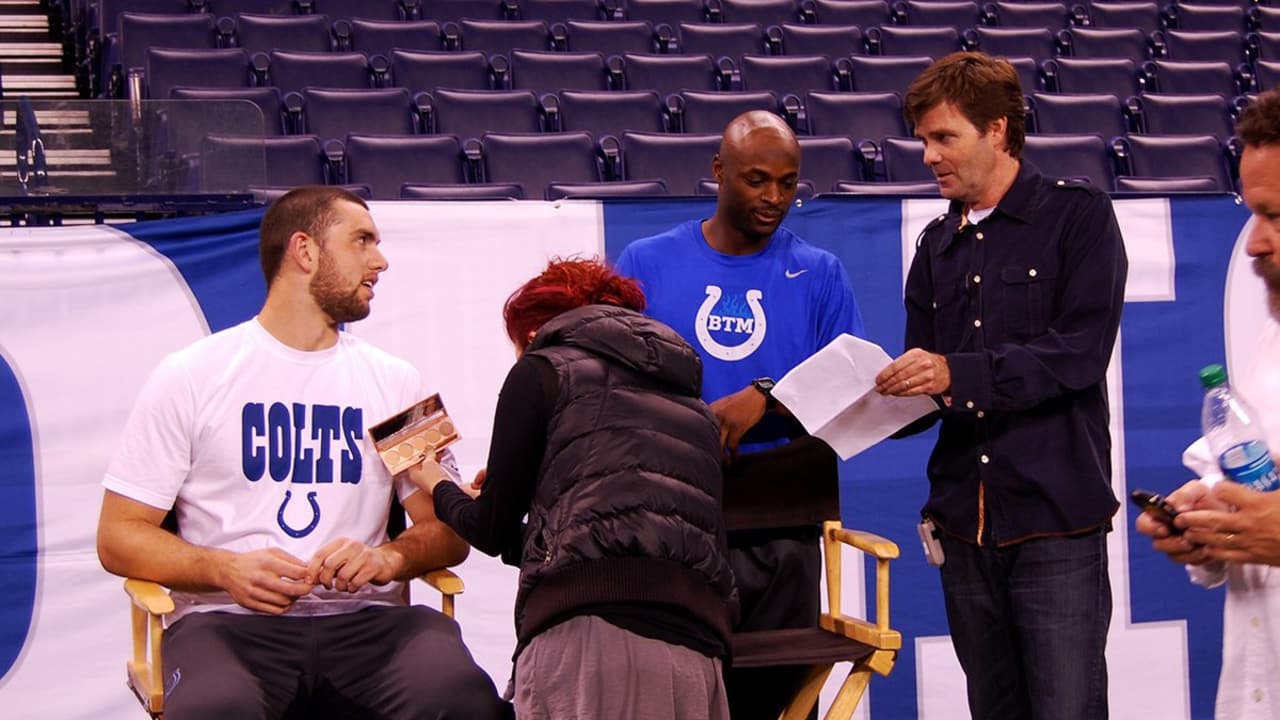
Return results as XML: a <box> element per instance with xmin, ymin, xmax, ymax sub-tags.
<box><xmin>1000</xmin><ymin>265</ymin><xmax>1056</xmax><ymax>339</ymax></box>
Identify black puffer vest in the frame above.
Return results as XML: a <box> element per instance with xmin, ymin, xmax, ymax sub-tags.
<box><xmin>514</xmin><ymin>304</ymin><xmax>738</xmax><ymax>651</ymax></box>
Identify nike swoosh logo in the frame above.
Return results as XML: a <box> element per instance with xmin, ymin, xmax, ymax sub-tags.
<box><xmin>785</xmin><ymin>269</ymin><xmax>809</xmax><ymax>279</ymax></box>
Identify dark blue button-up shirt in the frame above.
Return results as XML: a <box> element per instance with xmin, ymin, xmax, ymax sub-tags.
<box><xmin>901</xmin><ymin>160</ymin><xmax>1127</xmax><ymax>546</ymax></box>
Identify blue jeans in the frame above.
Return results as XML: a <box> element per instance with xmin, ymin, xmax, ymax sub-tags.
<box><xmin>938</xmin><ymin>528</ymin><xmax>1111</xmax><ymax>720</ymax></box>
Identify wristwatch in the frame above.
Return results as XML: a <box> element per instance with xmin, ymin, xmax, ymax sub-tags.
<box><xmin>751</xmin><ymin>377</ymin><xmax>778</xmax><ymax>412</ymax></box>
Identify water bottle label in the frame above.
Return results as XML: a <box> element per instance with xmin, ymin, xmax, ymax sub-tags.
<box><xmin>1219</xmin><ymin>440</ymin><xmax>1280</xmax><ymax>492</ymax></box>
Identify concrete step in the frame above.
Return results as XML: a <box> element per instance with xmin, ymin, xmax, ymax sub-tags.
<box><xmin>2</xmin><ymin>73</ymin><xmax>79</xmax><ymax>95</ymax></box>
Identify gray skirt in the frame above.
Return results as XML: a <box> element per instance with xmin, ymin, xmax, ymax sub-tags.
<box><xmin>514</xmin><ymin>615</ymin><xmax>730</xmax><ymax>720</ymax></box>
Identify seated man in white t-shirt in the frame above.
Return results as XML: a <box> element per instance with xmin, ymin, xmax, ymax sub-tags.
<box><xmin>96</xmin><ymin>186</ymin><xmax>509</xmax><ymax>720</ymax></box>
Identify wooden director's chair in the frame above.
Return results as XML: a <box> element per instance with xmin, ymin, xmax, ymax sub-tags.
<box><xmin>124</xmin><ymin>500</ymin><xmax>464</xmax><ymax>719</ymax></box>
<box><xmin>725</xmin><ymin>436</ymin><xmax>902</xmax><ymax>720</ymax></box>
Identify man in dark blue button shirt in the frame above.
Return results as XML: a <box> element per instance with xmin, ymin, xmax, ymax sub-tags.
<box><xmin>875</xmin><ymin>52</ymin><xmax>1128</xmax><ymax>720</ymax></box>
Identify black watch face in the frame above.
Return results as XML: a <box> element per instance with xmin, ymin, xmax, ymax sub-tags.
<box><xmin>754</xmin><ymin>378</ymin><xmax>775</xmax><ymax>393</ymax></box>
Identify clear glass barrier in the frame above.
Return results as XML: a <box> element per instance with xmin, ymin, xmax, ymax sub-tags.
<box><xmin>1</xmin><ymin>99</ymin><xmax>269</xmax><ymax>196</ymax></box>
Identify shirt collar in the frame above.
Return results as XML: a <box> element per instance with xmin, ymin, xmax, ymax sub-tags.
<box><xmin>935</xmin><ymin>157</ymin><xmax>1040</xmax><ymax>253</ymax></box>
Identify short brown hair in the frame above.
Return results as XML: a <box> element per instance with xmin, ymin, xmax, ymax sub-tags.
<box><xmin>1237</xmin><ymin>89</ymin><xmax>1280</xmax><ymax>148</ymax></box>
<box><xmin>258</xmin><ymin>186</ymin><xmax>369</xmax><ymax>285</ymax></box>
<box><xmin>904</xmin><ymin>51</ymin><xmax>1026</xmax><ymax>158</ymax></box>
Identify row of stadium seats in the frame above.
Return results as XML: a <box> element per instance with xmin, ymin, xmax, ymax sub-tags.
<box><xmin>185</xmin><ymin>129</ymin><xmax>1240</xmax><ymax>200</ymax></box>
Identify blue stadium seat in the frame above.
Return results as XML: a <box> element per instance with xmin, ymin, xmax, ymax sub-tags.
<box><xmin>798</xmin><ymin>135</ymin><xmax>863</xmax><ymax>190</ymax></box>
<box><xmin>801</xmin><ymin>0</ymin><xmax>890</xmax><ymax>26</ymax></box>
<box><xmin>452</xmin><ymin>19</ymin><xmax>552</xmax><ymax>54</ymax></box>
<box><xmin>419</xmin><ymin>0</ymin><xmax>513</xmax><ymax>21</ymax></box>
<box><xmin>1254</xmin><ymin>7</ymin><xmax>1280</xmax><ymax>33</ymax></box>
<box><xmin>805</xmin><ymin>89</ymin><xmax>906</xmax><ymax>142</ymax></box>
<box><xmin>846</xmin><ymin>54</ymin><xmax>931</xmax><ymax>91</ymax></box>
<box><xmin>118</xmin><ymin>13</ymin><xmax>218</xmax><ymax>99</ymax></box>
<box><xmin>1057</xmin><ymin>26</ymin><xmax>1150</xmax><ymax>63</ymax></box>
<box><xmin>520</xmin><ymin>0</ymin><xmax>608</xmax><ymax>19</ymax></box>
<box><xmin>881</xmin><ymin>136</ymin><xmax>932</xmax><ymax>182</ymax></box>
<box><xmin>509</xmin><ymin>49</ymin><xmax>610</xmax><ymax>92</ymax></box>
<box><xmin>345</xmin><ymin>134</ymin><xmax>466</xmax><ymax>199</ymax></box>
<box><xmin>677</xmin><ymin>21</ymin><xmax>767</xmax><ymax>59</ymax></box>
<box><xmin>339</xmin><ymin>18</ymin><xmax>443</xmax><ymax>55</ymax></box>
<box><xmin>561</xmin><ymin>19</ymin><xmax>655</xmax><ymax>53</ymax></box>
<box><xmin>1111</xmin><ymin>133</ymin><xmax>1233</xmax><ymax>191</ymax></box>
<box><xmin>202</xmin><ymin>0</ymin><xmax>294</xmax><ymax>19</ymax></box>
<box><xmin>1140</xmin><ymin>59</ymin><xmax>1238</xmax><ymax>95</ymax></box>
<box><xmin>719</xmin><ymin>0</ymin><xmax>802</xmax><ymax>25</ymax></box>
<box><xmin>1163</xmin><ymin>2</ymin><xmax>1246</xmax><ymax>32</ymax></box>
<box><xmin>740</xmin><ymin>54</ymin><xmax>843</xmax><ymax>99</ymax></box>
<box><xmin>475</xmin><ymin>131</ymin><xmax>604</xmax><ymax>197</ymax></box>
<box><xmin>771</xmin><ymin>23</ymin><xmax>863</xmax><ymax>56</ymax></box>
<box><xmin>1153</xmin><ymin>29</ymin><xmax>1245</xmax><ymax>63</ymax></box>
<box><xmin>554</xmin><ymin>89</ymin><xmax>667</xmax><ymax>135</ymax></box>
<box><xmin>1125</xmin><ymin>92</ymin><xmax>1234</xmax><ymax>138</ymax></box>
<box><xmin>146</xmin><ymin>47</ymin><xmax>252</xmax><ymax>100</ymax></box>
<box><xmin>1249</xmin><ymin>31</ymin><xmax>1280</xmax><ymax>62</ymax></box>
<box><xmin>618</xmin><ymin>131</ymin><xmax>721</xmax><ymax>193</ymax></box>
<box><xmin>618</xmin><ymin>52</ymin><xmax>723</xmax><ymax>93</ymax></box>
<box><xmin>981</xmin><ymin>1</ymin><xmax>1070</xmax><ymax>29</ymax></box>
<box><xmin>1041</xmin><ymin>56</ymin><xmax>1140</xmax><ymax>96</ymax></box>
<box><xmin>422</xmin><ymin>88</ymin><xmax>544</xmax><ymax>135</ymax></box>
<box><xmin>1113</xmin><ymin>175</ymin><xmax>1222</xmax><ymax>192</ymax></box>
<box><xmin>1255</xmin><ymin>59</ymin><xmax>1280</xmax><ymax>91</ymax></box>
<box><xmin>624</xmin><ymin>0</ymin><xmax>709</xmax><ymax>23</ymax></box>
<box><xmin>306</xmin><ymin>0</ymin><xmax>403</xmax><ymax>21</ymax></box>
<box><xmin>171</xmin><ymin>86</ymin><xmax>286</xmax><ymax>134</ymax></box>
<box><xmin>390</xmin><ymin>50</ymin><xmax>498</xmax><ymax>93</ymax></box>
<box><xmin>865</xmin><ymin>25</ymin><xmax>961</xmax><ymax>57</ymax></box>
<box><xmin>964</xmin><ymin>27</ymin><xmax>1055</xmax><ymax>60</ymax></box>
<box><xmin>892</xmin><ymin>0</ymin><xmax>978</xmax><ymax>27</ymax></box>
<box><xmin>834</xmin><ymin>179</ymin><xmax>938</xmax><ymax>193</ymax></box>
<box><xmin>1022</xmin><ymin>133</ymin><xmax>1115</xmax><ymax>188</ymax></box>
<box><xmin>401</xmin><ymin>182</ymin><xmax>526</xmax><ymax>198</ymax></box>
<box><xmin>263</xmin><ymin>51</ymin><xmax>376</xmax><ymax>95</ymax></box>
<box><xmin>1028</xmin><ymin>92</ymin><xmax>1126</xmax><ymax>138</ymax></box>
<box><xmin>200</xmin><ymin>134</ymin><xmax>329</xmax><ymax>192</ymax></box>
<box><xmin>295</xmin><ymin>87</ymin><xmax>420</xmax><ymax>142</ymax></box>
<box><xmin>546</xmin><ymin>179</ymin><xmax>669</xmax><ymax>198</ymax></box>
<box><xmin>233</xmin><ymin>14</ymin><xmax>335</xmax><ymax>54</ymax></box>
<box><xmin>672</xmin><ymin>90</ymin><xmax>778</xmax><ymax>132</ymax></box>
<box><xmin>1083</xmin><ymin>0</ymin><xmax>1160</xmax><ymax>34</ymax></box>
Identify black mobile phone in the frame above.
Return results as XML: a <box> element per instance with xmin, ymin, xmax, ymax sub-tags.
<box><xmin>1130</xmin><ymin>489</ymin><xmax>1182</xmax><ymax>534</ymax></box>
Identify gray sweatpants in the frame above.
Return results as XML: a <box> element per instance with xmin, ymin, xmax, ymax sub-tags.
<box><xmin>514</xmin><ymin>615</ymin><xmax>729</xmax><ymax>720</ymax></box>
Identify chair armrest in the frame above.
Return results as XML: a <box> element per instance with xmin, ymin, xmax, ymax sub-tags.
<box><xmin>420</xmin><ymin>568</ymin><xmax>464</xmax><ymax>596</ymax></box>
<box><xmin>826</xmin><ymin>526</ymin><xmax>900</xmax><ymax>561</ymax></box>
<box><xmin>124</xmin><ymin>579</ymin><xmax>175</xmax><ymax>615</ymax></box>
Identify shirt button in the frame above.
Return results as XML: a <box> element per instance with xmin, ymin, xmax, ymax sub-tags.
<box><xmin>1028</xmin><ymin>268</ymin><xmax>1038</xmax><ymax>277</ymax></box>
<box><xmin>965</xmin><ymin>401</ymin><xmax>974</xmax><ymax>409</ymax></box>
<box><xmin>1056</xmin><ymin>179</ymin><xmax>1066</xmax><ymax>186</ymax></box>
<box><xmin>932</xmin><ymin>301</ymin><xmax>937</xmax><ymax>309</ymax></box>
<box><xmin>973</xmin><ymin>274</ymin><xmax>981</xmax><ymax>284</ymax></box>
<box><xmin>973</xmin><ymin>319</ymin><xmax>982</xmax><ymax>328</ymax></box>
<box><xmin>980</xmin><ymin>454</ymin><xmax>990</xmax><ymax>464</ymax></box>
<box><xmin>977</xmin><ymin>411</ymin><xmax>985</xmax><ymax>418</ymax></box>
<box><xmin>975</xmin><ymin>232</ymin><xmax>984</xmax><ymax>240</ymax></box>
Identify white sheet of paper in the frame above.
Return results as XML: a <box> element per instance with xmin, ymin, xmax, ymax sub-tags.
<box><xmin>772</xmin><ymin>334</ymin><xmax>939</xmax><ymax>460</ymax></box>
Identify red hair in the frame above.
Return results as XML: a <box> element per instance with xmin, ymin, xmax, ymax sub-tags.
<box><xmin>504</xmin><ymin>258</ymin><xmax>646</xmax><ymax>350</ymax></box>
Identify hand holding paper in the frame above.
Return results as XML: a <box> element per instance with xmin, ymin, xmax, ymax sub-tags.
<box><xmin>771</xmin><ymin>334</ymin><xmax>938</xmax><ymax>460</ymax></box>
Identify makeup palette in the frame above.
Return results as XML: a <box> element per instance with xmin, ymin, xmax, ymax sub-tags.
<box><xmin>368</xmin><ymin>393</ymin><xmax>459</xmax><ymax>475</ymax></box>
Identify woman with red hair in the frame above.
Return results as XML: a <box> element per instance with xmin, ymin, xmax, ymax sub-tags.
<box><xmin>410</xmin><ymin>258</ymin><xmax>737</xmax><ymax>720</ymax></box>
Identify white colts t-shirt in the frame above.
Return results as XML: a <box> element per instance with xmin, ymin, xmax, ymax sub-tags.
<box><xmin>105</xmin><ymin>318</ymin><xmax>428</xmax><ymax>622</ymax></box>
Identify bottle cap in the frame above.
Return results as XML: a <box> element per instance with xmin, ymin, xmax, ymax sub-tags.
<box><xmin>1200</xmin><ymin>364</ymin><xmax>1228</xmax><ymax>389</ymax></box>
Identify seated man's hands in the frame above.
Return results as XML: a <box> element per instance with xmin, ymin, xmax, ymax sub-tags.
<box><xmin>216</xmin><ymin>547</ymin><xmax>315</xmax><ymax>614</ymax></box>
<box><xmin>307</xmin><ymin>538</ymin><xmax>403</xmax><ymax>594</ymax></box>
<box><xmin>1179</xmin><ymin>481</ymin><xmax>1280</xmax><ymax>566</ymax></box>
<box><xmin>709</xmin><ymin>385</ymin><xmax>769</xmax><ymax>459</ymax></box>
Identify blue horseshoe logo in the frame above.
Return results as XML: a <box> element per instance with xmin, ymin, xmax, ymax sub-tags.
<box><xmin>277</xmin><ymin>490</ymin><xmax>321</xmax><ymax>538</ymax></box>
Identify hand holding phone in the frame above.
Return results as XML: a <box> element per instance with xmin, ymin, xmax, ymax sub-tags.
<box><xmin>1130</xmin><ymin>489</ymin><xmax>1182</xmax><ymax>535</ymax></box>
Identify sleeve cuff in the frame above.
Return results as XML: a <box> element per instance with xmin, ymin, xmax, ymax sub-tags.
<box><xmin>945</xmin><ymin>352</ymin><xmax>991</xmax><ymax>412</ymax></box>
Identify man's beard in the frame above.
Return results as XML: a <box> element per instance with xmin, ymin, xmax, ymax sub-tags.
<box><xmin>310</xmin><ymin>251</ymin><xmax>370</xmax><ymax>324</ymax></box>
<box><xmin>1254</xmin><ymin>256</ymin><xmax>1280</xmax><ymax>321</ymax></box>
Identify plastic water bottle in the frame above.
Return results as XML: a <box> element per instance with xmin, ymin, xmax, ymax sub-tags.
<box><xmin>1200</xmin><ymin>363</ymin><xmax>1280</xmax><ymax>492</ymax></box>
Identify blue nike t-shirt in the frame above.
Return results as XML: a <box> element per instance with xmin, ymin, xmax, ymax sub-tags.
<box><xmin>616</xmin><ymin>219</ymin><xmax>866</xmax><ymax>433</ymax></box>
